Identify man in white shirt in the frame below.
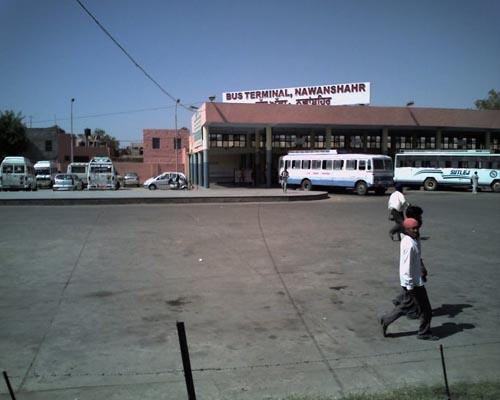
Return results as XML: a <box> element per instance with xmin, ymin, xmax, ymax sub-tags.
<box><xmin>471</xmin><ymin>171</ymin><xmax>479</xmax><ymax>194</ymax></box>
<box><xmin>388</xmin><ymin>184</ymin><xmax>408</xmax><ymax>241</ymax></box>
<box><xmin>380</xmin><ymin>218</ymin><xmax>437</xmax><ymax>340</ymax></box>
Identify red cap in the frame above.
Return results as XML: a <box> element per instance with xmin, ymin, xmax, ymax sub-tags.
<box><xmin>403</xmin><ymin>218</ymin><xmax>419</xmax><ymax>230</ymax></box>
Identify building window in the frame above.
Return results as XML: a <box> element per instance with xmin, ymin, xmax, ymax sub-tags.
<box><xmin>491</xmin><ymin>136</ymin><xmax>500</xmax><ymax>150</ymax></box>
<box><xmin>366</xmin><ymin>135</ymin><xmax>380</xmax><ymax>149</ymax></box>
<box><xmin>152</xmin><ymin>137</ymin><xmax>160</xmax><ymax>149</ymax></box>
<box><xmin>315</xmin><ymin>135</ymin><xmax>325</xmax><ymax>149</ymax></box>
<box><xmin>350</xmin><ymin>135</ymin><xmax>363</xmax><ymax>149</ymax></box>
<box><xmin>442</xmin><ymin>136</ymin><xmax>478</xmax><ymax>150</ymax></box>
<box><xmin>395</xmin><ymin>136</ymin><xmax>412</xmax><ymax>150</ymax></box>
<box><xmin>45</xmin><ymin>140</ymin><xmax>53</xmax><ymax>152</ymax></box>
<box><xmin>271</xmin><ymin>134</ymin><xmax>298</xmax><ymax>149</ymax></box>
<box><xmin>209</xmin><ymin>133</ymin><xmax>247</xmax><ymax>148</ymax></box>
<box><xmin>415</xmin><ymin>136</ymin><xmax>435</xmax><ymax>150</ymax></box>
<box><xmin>332</xmin><ymin>135</ymin><xmax>345</xmax><ymax>149</ymax></box>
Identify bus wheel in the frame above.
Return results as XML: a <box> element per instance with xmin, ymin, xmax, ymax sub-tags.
<box><xmin>148</xmin><ymin>184</ymin><xmax>157</xmax><ymax>190</ymax></box>
<box><xmin>355</xmin><ymin>181</ymin><xmax>368</xmax><ymax>195</ymax></box>
<box><xmin>301</xmin><ymin>179</ymin><xmax>312</xmax><ymax>191</ymax></box>
<box><xmin>423</xmin><ymin>178</ymin><xmax>437</xmax><ymax>191</ymax></box>
<box><xmin>492</xmin><ymin>181</ymin><xmax>500</xmax><ymax>193</ymax></box>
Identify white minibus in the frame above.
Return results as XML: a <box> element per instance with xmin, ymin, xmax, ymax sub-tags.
<box><xmin>278</xmin><ymin>150</ymin><xmax>393</xmax><ymax>195</ymax></box>
<box><xmin>87</xmin><ymin>157</ymin><xmax>118</xmax><ymax>190</ymax></box>
<box><xmin>67</xmin><ymin>162</ymin><xmax>89</xmax><ymax>188</ymax></box>
<box><xmin>394</xmin><ymin>150</ymin><xmax>500</xmax><ymax>192</ymax></box>
<box><xmin>0</xmin><ymin>156</ymin><xmax>37</xmax><ymax>191</ymax></box>
<box><xmin>34</xmin><ymin>160</ymin><xmax>58</xmax><ymax>189</ymax></box>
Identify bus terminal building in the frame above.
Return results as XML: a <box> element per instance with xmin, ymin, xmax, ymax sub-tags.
<box><xmin>188</xmin><ymin>102</ymin><xmax>500</xmax><ymax>188</ymax></box>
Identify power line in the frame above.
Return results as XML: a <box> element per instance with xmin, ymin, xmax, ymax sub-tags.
<box><xmin>31</xmin><ymin>102</ymin><xmax>202</xmax><ymax>125</ymax></box>
<box><xmin>75</xmin><ymin>0</ymin><xmax>194</xmax><ymax>112</ymax></box>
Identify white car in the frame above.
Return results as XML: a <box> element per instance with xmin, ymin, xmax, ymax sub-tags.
<box><xmin>143</xmin><ymin>172</ymin><xmax>187</xmax><ymax>190</ymax></box>
<box><xmin>52</xmin><ymin>174</ymin><xmax>83</xmax><ymax>191</ymax></box>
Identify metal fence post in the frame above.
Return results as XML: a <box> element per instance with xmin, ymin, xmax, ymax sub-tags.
<box><xmin>2</xmin><ymin>371</ymin><xmax>17</xmax><ymax>400</ymax></box>
<box><xmin>439</xmin><ymin>344</ymin><xmax>451</xmax><ymax>400</ymax></box>
<box><xmin>177</xmin><ymin>321</ymin><xmax>197</xmax><ymax>400</ymax></box>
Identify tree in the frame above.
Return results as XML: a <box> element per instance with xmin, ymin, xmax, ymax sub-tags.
<box><xmin>93</xmin><ymin>128</ymin><xmax>120</xmax><ymax>157</ymax></box>
<box><xmin>474</xmin><ymin>89</ymin><xmax>500</xmax><ymax>110</ymax></box>
<box><xmin>0</xmin><ymin>110</ymin><xmax>28</xmax><ymax>159</ymax></box>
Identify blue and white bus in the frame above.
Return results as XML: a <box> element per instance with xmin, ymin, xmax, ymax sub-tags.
<box><xmin>394</xmin><ymin>150</ymin><xmax>500</xmax><ymax>192</ymax></box>
<box><xmin>278</xmin><ymin>150</ymin><xmax>393</xmax><ymax>195</ymax></box>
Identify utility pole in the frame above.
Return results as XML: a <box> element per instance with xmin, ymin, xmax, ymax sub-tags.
<box><xmin>175</xmin><ymin>99</ymin><xmax>180</xmax><ymax>173</ymax></box>
<box><xmin>70</xmin><ymin>98</ymin><xmax>75</xmax><ymax>163</ymax></box>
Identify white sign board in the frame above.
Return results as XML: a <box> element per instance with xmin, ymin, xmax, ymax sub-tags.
<box><xmin>223</xmin><ymin>82</ymin><xmax>370</xmax><ymax>106</ymax></box>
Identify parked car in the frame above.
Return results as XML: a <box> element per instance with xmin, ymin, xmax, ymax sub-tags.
<box><xmin>123</xmin><ymin>172</ymin><xmax>140</xmax><ymax>187</ymax></box>
<box><xmin>143</xmin><ymin>172</ymin><xmax>187</xmax><ymax>190</ymax></box>
<box><xmin>52</xmin><ymin>174</ymin><xmax>83</xmax><ymax>191</ymax></box>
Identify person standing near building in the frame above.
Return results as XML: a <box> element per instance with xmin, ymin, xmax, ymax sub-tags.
<box><xmin>471</xmin><ymin>171</ymin><xmax>479</xmax><ymax>194</ymax></box>
<box><xmin>380</xmin><ymin>218</ymin><xmax>437</xmax><ymax>341</ymax></box>
<box><xmin>388</xmin><ymin>184</ymin><xmax>408</xmax><ymax>241</ymax></box>
<box><xmin>280</xmin><ymin>166</ymin><xmax>289</xmax><ymax>193</ymax></box>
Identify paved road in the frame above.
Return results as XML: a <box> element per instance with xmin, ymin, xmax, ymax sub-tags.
<box><xmin>1</xmin><ymin>190</ymin><xmax>499</xmax><ymax>399</ymax></box>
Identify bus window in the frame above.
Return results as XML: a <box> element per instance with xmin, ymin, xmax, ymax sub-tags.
<box><xmin>367</xmin><ymin>159</ymin><xmax>372</xmax><ymax>171</ymax></box>
<box><xmin>403</xmin><ymin>157</ymin><xmax>414</xmax><ymax>167</ymax></box>
<box><xmin>384</xmin><ymin>158</ymin><xmax>393</xmax><ymax>170</ymax></box>
<box><xmin>286</xmin><ymin>160</ymin><xmax>291</xmax><ymax>169</ymax></box>
<box><xmin>2</xmin><ymin>165</ymin><xmax>13</xmax><ymax>173</ymax></box>
<box><xmin>422</xmin><ymin>156</ymin><xmax>438</xmax><ymax>168</ymax></box>
<box><xmin>14</xmin><ymin>165</ymin><xmax>25</xmax><ymax>173</ymax></box>
<box><xmin>279</xmin><ymin>159</ymin><xmax>283</xmax><ymax>169</ymax></box>
<box><xmin>346</xmin><ymin>160</ymin><xmax>357</xmax><ymax>170</ymax></box>
<box><xmin>302</xmin><ymin>160</ymin><xmax>310</xmax><ymax>169</ymax></box>
<box><xmin>358</xmin><ymin>160</ymin><xmax>366</xmax><ymax>170</ymax></box>
<box><xmin>333</xmin><ymin>160</ymin><xmax>343</xmax><ymax>170</ymax></box>
<box><xmin>292</xmin><ymin>160</ymin><xmax>301</xmax><ymax>169</ymax></box>
<box><xmin>458</xmin><ymin>159</ymin><xmax>469</xmax><ymax>168</ymax></box>
<box><xmin>312</xmin><ymin>160</ymin><xmax>321</xmax><ymax>169</ymax></box>
<box><xmin>323</xmin><ymin>160</ymin><xmax>333</xmax><ymax>169</ymax></box>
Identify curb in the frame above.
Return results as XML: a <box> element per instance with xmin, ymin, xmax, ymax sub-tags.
<box><xmin>0</xmin><ymin>192</ymin><xmax>329</xmax><ymax>206</ymax></box>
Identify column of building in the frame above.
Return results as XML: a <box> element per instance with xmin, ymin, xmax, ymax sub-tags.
<box><xmin>252</xmin><ymin>129</ymin><xmax>260</xmax><ymax>186</ymax></box>
<box><xmin>202</xmin><ymin>126</ymin><xmax>209</xmax><ymax>188</ymax></box>
<box><xmin>265</xmin><ymin>127</ymin><xmax>272</xmax><ymax>188</ymax></box>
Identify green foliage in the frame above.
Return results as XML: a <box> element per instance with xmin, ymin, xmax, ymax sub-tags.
<box><xmin>0</xmin><ymin>110</ymin><xmax>28</xmax><ymax>159</ymax></box>
<box><xmin>474</xmin><ymin>89</ymin><xmax>500</xmax><ymax>110</ymax></box>
<box><xmin>93</xmin><ymin>128</ymin><xmax>120</xmax><ymax>157</ymax></box>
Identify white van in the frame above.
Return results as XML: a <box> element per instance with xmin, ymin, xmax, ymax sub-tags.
<box><xmin>0</xmin><ymin>156</ymin><xmax>37</xmax><ymax>191</ymax></box>
<box><xmin>34</xmin><ymin>160</ymin><xmax>58</xmax><ymax>189</ymax></box>
<box><xmin>67</xmin><ymin>162</ymin><xmax>89</xmax><ymax>187</ymax></box>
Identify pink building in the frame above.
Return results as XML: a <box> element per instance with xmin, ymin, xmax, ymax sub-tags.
<box><xmin>113</xmin><ymin>128</ymin><xmax>190</xmax><ymax>184</ymax></box>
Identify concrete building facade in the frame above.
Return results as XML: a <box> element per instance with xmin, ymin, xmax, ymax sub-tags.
<box><xmin>189</xmin><ymin>102</ymin><xmax>500</xmax><ymax>188</ymax></box>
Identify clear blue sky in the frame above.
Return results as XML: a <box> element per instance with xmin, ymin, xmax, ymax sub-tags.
<box><xmin>1</xmin><ymin>0</ymin><xmax>499</xmax><ymax>146</ymax></box>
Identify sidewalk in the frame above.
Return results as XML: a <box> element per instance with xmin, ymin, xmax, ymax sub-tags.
<box><xmin>0</xmin><ymin>186</ymin><xmax>328</xmax><ymax>206</ymax></box>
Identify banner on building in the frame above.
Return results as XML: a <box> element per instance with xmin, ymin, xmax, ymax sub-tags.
<box><xmin>223</xmin><ymin>82</ymin><xmax>370</xmax><ymax>106</ymax></box>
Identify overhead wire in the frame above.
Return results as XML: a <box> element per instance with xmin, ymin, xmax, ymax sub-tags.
<box><xmin>30</xmin><ymin>102</ymin><xmax>202</xmax><ymax>125</ymax></box>
<box><xmin>75</xmin><ymin>0</ymin><xmax>195</xmax><ymax>112</ymax></box>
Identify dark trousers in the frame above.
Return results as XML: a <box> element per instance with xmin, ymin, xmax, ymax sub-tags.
<box><xmin>389</xmin><ymin>209</ymin><xmax>404</xmax><ymax>237</ymax></box>
<box><xmin>382</xmin><ymin>286</ymin><xmax>432</xmax><ymax>337</ymax></box>
<box><xmin>392</xmin><ymin>287</ymin><xmax>419</xmax><ymax>317</ymax></box>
